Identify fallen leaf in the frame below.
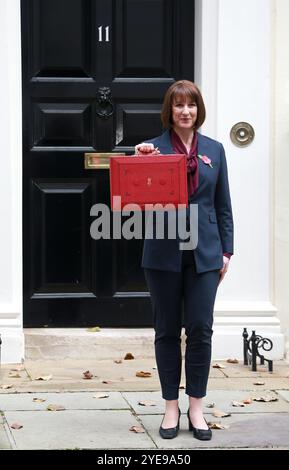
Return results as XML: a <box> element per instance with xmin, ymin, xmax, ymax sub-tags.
<box><xmin>212</xmin><ymin>409</ymin><xmax>231</xmax><ymax>418</ymax></box>
<box><xmin>82</xmin><ymin>370</ymin><xmax>93</xmax><ymax>379</ymax></box>
<box><xmin>208</xmin><ymin>421</ymin><xmax>230</xmax><ymax>430</ymax></box>
<box><xmin>136</xmin><ymin>371</ymin><xmax>152</xmax><ymax>378</ymax></box>
<box><xmin>129</xmin><ymin>425</ymin><xmax>145</xmax><ymax>433</ymax></box>
<box><xmin>124</xmin><ymin>353</ymin><xmax>134</xmax><ymax>360</ymax></box>
<box><xmin>253</xmin><ymin>381</ymin><xmax>265</xmax><ymax>385</ymax></box>
<box><xmin>152</xmin><ymin>365</ymin><xmax>158</xmax><ymax>370</ymax></box>
<box><xmin>8</xmin><ymin>372</ymin><xmax>21</xmax><ymax>378</ymax></box>
<box><xmin>138</xmin><ymin>400</ymin><xmax>156</xmax><ymax>407</ymax></box>
<box><xmin>86</xmin><ymin>326</ymin><xmax>101</xmax><ymax>332</ymax></box>
<box><xmin>242</xmin><ymin>398</ymin><xmax>253</xmax><ymax>405</ymax></box>
<box><xmin>47</xmin><ymin>404</ymin><xmax>66</xmax><ymax>411</ymax></box>
<box><xmin>206</xmin><ymin>402</ymin><xmax>215</xmax><ymax>408</ymax></box>
<box><xmin>226</xmin><ymin>358</ymin><xmax>239</xmax><ymax>364</ymax></box>
<box><xmin>231</xmin><ymin>400</ymin><xmax>246</xmax><ymax>407</ymax></box>
<box><xmin>114</xmin><ymin>359</ymin><xmax>122</xmax><ymax>364</ymax></box>
<box><xmin>32</xmin><ymin>397</ymin><xmax>46</xmax><ymax>403</ymax></box>
<box><xmin>11</xmin><ymin>422</ymin><xmax>23</xmax><ymax>430</ymax></box>
<box><xmin>0</xmin><ymin>384</ymin><xmax>13</xmax><ymax>389</ymax></box>
<box><xmin>34</xmin><ymin>375</ymin><xmax>52</xmax><ymax>381</ymax></box>
<box><xmin>179</xmin><ymin>384</ymin><xmax>185</xmax><ymax>389</ymax></box>
<box><xmin>212</xmin><ymin>363</ymin><xmax>226</xmax><ymax>369</ymax></box>
<box><xmin>253</xmin><ymin>395</ymin><xmax>278</xmax><ymax>402</ymax></box>
<box><xmin>93</xmin><ymin>394</ymin><xmax>109</xmax><ymax>399</ymax></box>
<box><xmin>102</xmin><ymin>380</ymin><xmax>113</xmax><ymax>384</ymax></box>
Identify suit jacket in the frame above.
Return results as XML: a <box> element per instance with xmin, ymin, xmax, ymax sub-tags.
<box><xmin>141</xmin><ymin>129</ymin><xmax>234</xmax><ymax>273</ymax></box>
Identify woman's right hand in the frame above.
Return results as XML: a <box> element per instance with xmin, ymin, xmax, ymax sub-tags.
<box><xmin>134</xmin><ymin>143</ymin><xmax>160</xmax><ymax>155</ymax></box>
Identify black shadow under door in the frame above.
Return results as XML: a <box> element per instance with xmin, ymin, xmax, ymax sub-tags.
<box><xmin>21</xmin><ymin>0</ymin><xmax>195</xmax><ymax>327</ymax></box>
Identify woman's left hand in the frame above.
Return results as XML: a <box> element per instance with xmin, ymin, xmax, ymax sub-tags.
<box><xmin>218</xmin><ymin>256</ymin><xmax>230</xmax><ymax>285</ymax></box>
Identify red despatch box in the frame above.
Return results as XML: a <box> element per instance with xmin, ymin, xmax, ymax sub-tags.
<box><xmin>109</xmin><ymin>154</ymin><xmax>188</xmax><ymax>210</ymax></box>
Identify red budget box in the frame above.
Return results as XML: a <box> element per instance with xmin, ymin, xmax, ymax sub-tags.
<box><xmin>109</xmin><ymin>154</ymin><xmax>188</xmax><ymax>210</ymax></box>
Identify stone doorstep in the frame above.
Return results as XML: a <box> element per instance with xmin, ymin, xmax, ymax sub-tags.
<box><xmin>24</xmin><ymin>328</ymin><xmax>157</xmax><ymax>360</ymax></box>
<box><xmin>23</xmin><ymin>328</ymin><xmax>288</xmax><ymax>363</ymax></box>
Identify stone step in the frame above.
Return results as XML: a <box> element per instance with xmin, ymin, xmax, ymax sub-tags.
<box><xmin>24</xmin><ymin>328</ymin><xmax>157</xmax><ymax>361</ymax></box>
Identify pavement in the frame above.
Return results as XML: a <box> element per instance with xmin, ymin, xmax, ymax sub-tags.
<box><xmin>1</xmin><ymin>357</ymin><xmax>289</xmax><ymax>450</ymax></box>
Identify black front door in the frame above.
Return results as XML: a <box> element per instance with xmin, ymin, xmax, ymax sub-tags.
<box><xmin>21</xmin><ymin>0</ymin><xmax>195</xmax><ymax>327</ymax></box>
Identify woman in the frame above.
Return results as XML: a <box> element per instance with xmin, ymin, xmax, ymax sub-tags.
<box><xmin>135</xmin><ymin>80</ymin><xmax>233</xmax><ymax>441</ymax></box>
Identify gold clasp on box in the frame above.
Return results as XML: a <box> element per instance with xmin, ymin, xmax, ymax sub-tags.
<box><xmin>84</xmin><ymin>152</ymin><xmax>125</xmax><ymax>169</ymax></box>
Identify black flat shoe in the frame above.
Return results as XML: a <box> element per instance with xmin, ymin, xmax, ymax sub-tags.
<box><xmin>187</xmin><ymin>409</ymin><xmax>212</xmax><ymax>441</ymax></box>
<box><xmin>159</xmin><ymin>407</ymin><xmax>181</xmax><ymax>439</ymax></box>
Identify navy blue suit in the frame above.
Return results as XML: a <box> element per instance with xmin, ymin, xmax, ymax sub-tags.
<box><xmin>142</xmin><ymin>130</ymin><xmax>233</xmax><ymax>273</ymax></box>
<box><xmin>142</xmin><ymin>130</ymin><xmax>234</xmax><ymax>400</ymax></box>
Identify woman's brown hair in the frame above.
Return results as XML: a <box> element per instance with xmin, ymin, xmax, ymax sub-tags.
<box><xmin>161</xmin><ymin>80</ymin><xmax>206</xmax><ymax>130</ymax></box>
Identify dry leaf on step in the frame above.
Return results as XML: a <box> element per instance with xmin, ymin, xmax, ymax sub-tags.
<box><xmin>138</xmin><ymin>400</ymin><xmax>156</xmax><ymax>407</ymax></box>
<box><xmin>46</xmin><ymin>404</ymin><xmax>66</xmax><ymax>411</ymax></box>
<box><xmin>34</xmin><ymin>375</ymin><xmax>52</xmax><ymax>381</ymax></box>
<box><xmin>86</xmin><ymin>326</ymin><xmax>101</xmax><ymax>332</ymax></box>
<box><xmin>253</xmin><ymin>395</ymin><xmax>278</xmax><ymax>402</ymax></box>
<box><xmin>226</xmin><ymin>358</ymin><xmax>239</xmax><ymax>364</ymax></box>
<box><xmin>93</xmin><ymin>394</ymin><xmax>109</xmax><ymax>399</ymax></box>
<box><xmin>0</xmin><ymin>384</ymin><xmax>13</xmax><ymax>389</ymax></box>
<box><xmin>136</xmin><ymin>371</ymin><xmax>152</xmax><ymax>378</ymax></box>
<box><xmin>8</xmin><ymin>372</ymin><xmax>21</xmax><ymax>378</ymax></box>
<box><xmin>212</xmin><ymin>409</ymin><xmax>231</xmax><ymax>418</ymax></box>
<box><xmin>212</xmin><ymin>363</ymin><xmax>226</xmax><ymax>369</ymax></box>
<box><xmin>10</xmin><ymin>422</ymin><xmax>23</xmax><ymax>430</ymax></box>
<box><xmin>124</xmin><ymin>353</ymin><xmax>134</xmax><ymax>360</ymax></box>
<box><xmin>82</xmin><ymin>370</ymin><xmax>93</xmax><ymax>379</ymax></box>
<box><xmin>253</xmin><ymin>381</ymin><xmax>265</xmax><ymax>385</ymax></box>
<box><xmin>208</xmin><ymin>421</ymin><xmax>229</xmax><ymax>430</ymax></box>
<box><xmin>32</xmin><ymin>397</ymin><xmax>46</xmax><ymax>403</ymax></box>
<box><xmin>231</xmin><ymin>400</ymin><xmax>246</xmax><ymax>407</ymax></box>
<box><xmin>242</xmin><ymin>398</ymin><xmax>253</xmax><ymax>405</ymax></box>
<box><xmin>129</xmin><ymin>426</ymin><xmax>145</xmax><ymax>433</ymax></box>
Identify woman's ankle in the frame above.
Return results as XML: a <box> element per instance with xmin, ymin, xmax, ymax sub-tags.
<box><xmin>165</xmin><ymin>399</ymin><xmax>179</xmax><ymax>412</ymax></box>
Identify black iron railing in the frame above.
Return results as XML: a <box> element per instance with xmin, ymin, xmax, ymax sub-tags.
<box><xmin>243</xmin><ymin>328</ymin><xmax>273</xmax><ymax>372</ymax></box>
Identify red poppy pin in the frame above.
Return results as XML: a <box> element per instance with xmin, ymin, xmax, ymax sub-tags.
<box><xmin>197</xmin><ymin>154</ymin><xmax>213</xmax><ymax>168</ymax></box>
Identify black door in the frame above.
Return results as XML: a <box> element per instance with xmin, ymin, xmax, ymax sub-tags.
<box><xmin>22</xmin><ymin>0</ymin><xmax>195</xmax><ymax>327</ymax></box>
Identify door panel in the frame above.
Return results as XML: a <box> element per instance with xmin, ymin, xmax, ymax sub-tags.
<box><xmin>32</xmin><ymin>101</ymin><xmax>94</xmax><ymax>148</ymax></box>
<box><xmin>30</xmin><ymin>180</ymin><xmax>95</xmax><ymax>298</ymax></box>
<box><xmin>114</xmin><ymin>0</ymin><xmax>173</xmax><ymax>78</ymax></box>
<box><xmin>30</xmin><ymin>0</ymin><xmax>94</xmax><ymax>78</ymax></box>
<box><xmin>22</xmin><ymin>0</ymin><xmax>195</xmax><ymax>326</ymax></box>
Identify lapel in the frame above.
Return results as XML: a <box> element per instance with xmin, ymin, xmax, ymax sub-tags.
<box><xmin>196</xmin><ymin>132</ymin><xmax>207</xmax><ymax>187</ymax></box>
<box><xmin>158</xmin><ymin>130</ymin><xmax>174</xmax><ymax>154</ymax></box>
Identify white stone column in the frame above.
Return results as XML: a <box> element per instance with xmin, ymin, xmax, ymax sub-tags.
<box><xmin>195</xmin><ymin>0</ymin><xmax>284</xmax><ymax>359</ymax></box>
<box><xmin>274</xmin><ymin>0</ymin><xmax>289</xmax><ymax>361</ymax></box>
<box><xmin>0</xmin><ymin>0</ymin><xmax>24</xmax><ymax>363</ymax></box>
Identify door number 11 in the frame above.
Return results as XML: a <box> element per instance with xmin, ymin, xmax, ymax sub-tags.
<box><xmin>98</xmin><ymin>26</ymin><xmax>110</xmax><ymax>42</ymax></box>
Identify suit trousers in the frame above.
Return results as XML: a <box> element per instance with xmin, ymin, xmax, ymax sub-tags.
<box><xmin>144</xmin><ymin>250</ymin><xmax>220</xmax><ymax>400</ymax></box>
